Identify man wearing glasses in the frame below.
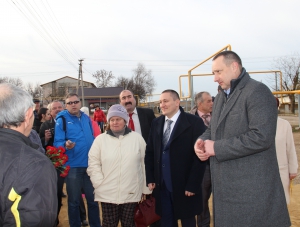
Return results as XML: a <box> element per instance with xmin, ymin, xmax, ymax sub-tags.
<box><xmin>54</xmin><ymin>93</ymin><xmax>101</xmax><ymax>227</ymax></box>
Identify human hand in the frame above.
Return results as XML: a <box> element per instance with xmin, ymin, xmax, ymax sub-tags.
<box><xmin>290</xmin><ymin>173</ymin><xmax>297</xmax><ymax>180</ymax></box>
<box><xmin>194</xmin><ymin>139</ymin><xmax>209</xmax><ymax>161</ymax></box>
<box><xmin>141</xmin><ymin>194</ymin><xmax>147</xmax><ymax>201</ymax></box>
<box><xmin>185</xmin><ymin>191</ymin><xmax>195</xmax><ymax>196</ymax></box>
<box><xmin>204</xmin><ymin>140</ymin><xmax>215</xmax><ymax>157</ymax></box>
<box><xmin>66</xmin><ymin>140</ymin><xmax>75</xmax><ymax>149</ymax></box>
<box><xmin>148</xmin><ymin>183</ymin><xmax>155</xmax><ymax>191</ymax></box>
<box><xmin>44</xmin><ymin>129</ymin><xmax>52</xmax><ymax>142</ymax></box>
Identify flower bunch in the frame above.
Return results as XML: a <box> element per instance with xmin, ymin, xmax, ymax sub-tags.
<box><xmin>46</xmin><ymin>146</ymin><xmax>70</xmax><ymax>177</ymax></box>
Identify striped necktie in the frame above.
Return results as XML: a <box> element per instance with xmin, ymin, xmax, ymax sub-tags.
<box><xmin>162</xmin><ymin>119</ymin><xmax>173</xmax><ymax>148</ymax></box>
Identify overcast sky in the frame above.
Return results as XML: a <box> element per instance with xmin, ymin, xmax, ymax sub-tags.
<box><xmin>1</xmin><ymin>0</ymin><xmax>300</xmax><ymax>100</ymax></box>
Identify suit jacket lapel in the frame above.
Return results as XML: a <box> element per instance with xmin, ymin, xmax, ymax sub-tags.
<box><xmin>216</xmin><ymin>89</ymin><xmax>242</xmax><ymax>127</ymax></box>
<box><xmin>136</xmin><ymin>108</ymin><xmax>145</xmax><ymax>134</ymax></box>
<box><xmin>156</xmin><ymin>116</ymin><xmax>165</xmax><ymax>152</ymax></box>
<box><xmin>216</xmin><ymin>73</ymin><xmax>249</xmax><ymax>129</ymax></box>
<box><xmin>168</xmin><ymin>108</ymin><xmax>190</xmax><ymax>145</ymax></box>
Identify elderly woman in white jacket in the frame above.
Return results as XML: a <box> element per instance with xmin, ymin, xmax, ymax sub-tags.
<box><xmin>275</xmin><ymin>97</ymin><xmax>298</xmax><ymax>204</ymax></box>
<box><xmin>87</xmin><ymin>104</ymin><xmax>151</xmax><ymax>227</ymax></box>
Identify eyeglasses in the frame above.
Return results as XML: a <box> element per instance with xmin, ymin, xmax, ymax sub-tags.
<box><xmin>66</xmin><ymin>101</ymin><xmax>80</xmax><ymax>105</ymax></box>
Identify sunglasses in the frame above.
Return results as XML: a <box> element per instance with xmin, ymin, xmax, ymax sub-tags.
<box><xmin>66</xmin><ymin>101</ymin><xmax>80</xmax><ymax>105</ymax></box>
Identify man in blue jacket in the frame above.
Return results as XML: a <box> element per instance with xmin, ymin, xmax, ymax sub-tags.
<box><xmin>54</xmin><ymin>93</ymin><xmax>101</xmax><ymax>227</ymax></box>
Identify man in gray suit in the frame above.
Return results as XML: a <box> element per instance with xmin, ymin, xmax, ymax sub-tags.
<box><xmin>194</xmin><ymin>51</ymin><xmax>291</xmax><ymax>226</ymax></box>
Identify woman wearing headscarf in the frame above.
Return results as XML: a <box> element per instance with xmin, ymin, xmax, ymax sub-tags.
<box><xmin>87</xmin><ymin>104</ymin><xmax>151</xmax><ymax>227</ymax></box>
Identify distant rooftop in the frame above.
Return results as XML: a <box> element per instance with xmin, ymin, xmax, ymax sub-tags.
<box><xmin>40</xmin><ymin>76</ymin><xmax>96</xmax><ymax>87</ymax></box>
<box><xmin>78</xmin><ymin>87</ymin><xmax>124</xmax><ymax>98</ymax></box>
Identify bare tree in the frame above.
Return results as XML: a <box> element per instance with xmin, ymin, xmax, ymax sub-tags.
<box><xmin>24</xmin><ymin>82</ymin><xmax>43</xmax><ymax>100</ymax></box>
<box><xmin>272</xmin><ymin>54</ymin><xmax>300</xmax><ymax>113</ymax></box>
<box><xmin>115</xmin><ymin>76</ymin><xmax>131</xmax><ymax>89</ymax></box>
<box><xmin>0</xmin><ymin>76</ymin><xmax>23</xmax><ymax>87</ymax></box>
<box><xmin>115</xmin><ymin>63</ymin><xmax>156</xmax><ymax>101</ymax></box>
<box><xmin>93</xmin><ymin>70</ymin><xmax>115</xmax><ymax>88</ymax></box>
<box><xmin>132</xmin><ymin>63</ymin><xmax>156</xmax><ymax>97</ymax></box>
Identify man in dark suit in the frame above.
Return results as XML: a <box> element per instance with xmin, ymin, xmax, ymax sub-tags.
<box><xmin>145</xmin><ymin>89</ymin><xmax>206</xmax><ymax>227</ymax></box>
<box><xmin>194</xmin><ymin>51</ymin><xmax>290</xmax><ymax>226</ymax></box>
<box><xmin>190</xmin><ymin>92</ymin><xmax>213</xmax><ymax>227</ymax></box>
<box><xmin>119</xmin><ymin>90</ymin><xmax>156</xmax><ymax>142</ymax></box>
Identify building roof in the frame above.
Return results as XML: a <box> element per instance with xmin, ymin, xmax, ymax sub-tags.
<box><xmin>78</xmin><ymin>87</ymin><xmax>124</xmax><ymax>98</ymax></box>
<box><xmin>40</xmin><ymin>76</ymin><xmax>96</xmax><ymax>87</ymax></box>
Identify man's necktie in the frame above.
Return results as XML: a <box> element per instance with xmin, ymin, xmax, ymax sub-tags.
<box><xmin>162</xmin><ymin>120</ymin><xmax>173</xmax><ymax>148</ymax></box>
<box><xmin>202</xmin><ymin>114</ymin><xmax>210</xmax><ymax>127</ymax></box>
<box><xmin>128</xmin><ymin>113</ymin><xmax>135</xmax><ymax>131</ymax></box>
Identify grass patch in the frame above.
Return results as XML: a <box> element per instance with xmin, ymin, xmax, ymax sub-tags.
<box><xmin>292</xmin><ymin>126</ymin><xmax>300</xmax><ymax>133</ymax></box>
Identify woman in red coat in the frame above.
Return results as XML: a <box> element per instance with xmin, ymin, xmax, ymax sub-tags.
<box><xmin>93</xmin><ymin>105</ymin><xmax>107</xmax><ymax>133</ymax></box>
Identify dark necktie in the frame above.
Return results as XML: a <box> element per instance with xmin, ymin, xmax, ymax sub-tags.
<box><xmin>128</xmin><ymin>113</ymin><xmax>135</xmax><ymax>131</ymax></box>
<box><xmin>162</xmin><ymin>120</ymin><xmax>173</xmax><ymax>148</ymax></box>
<box><xmin>202</xmin><ymin>114</ymin><xmax>210</xmax><ymax>126</ymax></box>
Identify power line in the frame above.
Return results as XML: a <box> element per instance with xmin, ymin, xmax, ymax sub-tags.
<box><xmin>19</xmin><ymin>0</ymin><xmax>77</xmax><ymax>68</ymax></box>
<box><xmin>9</xmin><ymin>0</ymin><xmax>85</xmax><ymax>71</ymax></box>
<box><xmin>43</xmin><ymin>0</ymin><xmax>82</xmax><ymax>59</ymax></box>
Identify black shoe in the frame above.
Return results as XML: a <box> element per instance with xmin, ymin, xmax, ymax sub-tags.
<box><xmin>82</xmin><ymin>220</ymin><xmax>88</xmax><ymax>226</ymax></box>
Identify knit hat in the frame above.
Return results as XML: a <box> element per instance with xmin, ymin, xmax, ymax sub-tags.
<box><xmin>107</xmin><ymin>104</ymin><xmax>129</xmax><ymax>122</ymax></box>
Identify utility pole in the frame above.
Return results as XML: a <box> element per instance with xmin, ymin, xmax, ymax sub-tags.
<box><xmin>77</xmin><ymin>59</ymin><xmax>85</xmax><ymax>106</ymax></box>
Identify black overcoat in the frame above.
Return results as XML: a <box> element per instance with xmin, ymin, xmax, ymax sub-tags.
<box><xmin>145</xmin><ymin>107</ymin><xmax>206</xmax><ymax>219</ymax></box>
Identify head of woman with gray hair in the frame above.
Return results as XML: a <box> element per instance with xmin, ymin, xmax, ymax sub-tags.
<box><xmin>106</xmin><ymin>104</ymin><xmax>129</xmax><ymax>134</ymax></box>
<box><xmin>0</xmin><ymin>83</ymin><xmax>34</xmax><ymax>136</ymax></box>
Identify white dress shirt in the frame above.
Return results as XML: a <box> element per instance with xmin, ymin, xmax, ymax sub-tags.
<box><xmin>163</xmin><ymin>109</ymin><xmax>181</xmax><ymax>141</ymax></box>
<box><xmin>126</xmin><ymin>107</ymin><xmax>142</xmax><ymax>135</ymax></box>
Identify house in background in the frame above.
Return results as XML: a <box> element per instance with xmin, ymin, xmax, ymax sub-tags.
<box><xmin>78</xmin><ymin>87</ymin><xmax>123</xmax><ymax>113</ymax></box>
<box><xmin>278</xmin><ymin>95</ymin><xmax>299</xmax><ymax>114</ymax></box>
<box><xmin>40</xmin><ymin>76</ymin><xmax>96</xmax><ymax>105</ymax></box>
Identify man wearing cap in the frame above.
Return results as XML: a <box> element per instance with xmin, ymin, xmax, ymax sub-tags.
<box><xmin>54</xmin><ymin>93</ymin><xmax>101</xmax><ymax>227</ymax></box>
<box><xmin>0</xmin><ymin>83</ymin><xmax>57</xmax><ymax>227</ymax></box>
<box><xmin>119</xmin><ymin>90</ymin><xmax>156</xmax><ymax>142</ymax></box>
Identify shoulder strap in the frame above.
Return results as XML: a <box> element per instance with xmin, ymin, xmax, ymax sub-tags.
<box><xmin>57</xmin><ymin>115</ymin><xmax>66</xmax><ymax>131</ymax></box>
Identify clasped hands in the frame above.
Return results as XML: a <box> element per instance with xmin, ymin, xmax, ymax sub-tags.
<box><xmin>194</xmin><ymin>139</ymin><xmax>215</xmax><ymax>161</ymax></box>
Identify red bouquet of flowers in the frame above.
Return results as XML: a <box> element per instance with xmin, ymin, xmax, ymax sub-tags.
<box><xmin>46</xmin><ymin>146</ymin><xmax>70</xmax><ymax>177</ymax></box>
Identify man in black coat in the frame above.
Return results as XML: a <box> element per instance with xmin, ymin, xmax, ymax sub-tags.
<box><xmin>0</xmin><ymin>83</ymin><xmax>57</xmax><ymax>227</ymax></box>
<box><xmin>119</xmin><ymin>90</ymin><xmax>156</xmax><ymax>142</ymax></box>
<box><xmin>39</xmin><ymin>100</ymin><xmax>66</xmax><ymax>226</ymax></box>
<box><xmin>39</xmin><ymin>100</ymin><xmax>64</xmax><ymax>148</ymax></box>
<box><xmin>145</xmin><ymin>89</ymin><xmax>206</xmax><ymax>227</ymax></box>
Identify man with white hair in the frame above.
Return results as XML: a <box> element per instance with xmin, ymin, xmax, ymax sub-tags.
<box><xmin>0</xmin><ymin>83</ymin><xmax>57</xmax><ymax>227</ymax></box>
<box><xmin>39</xmin><ymin>100</ymin><xmax>67</xmax><ymax>226</ymax></box>
<box><xmin>40</xmin><ymin>100</ymin><xmax>64</xmax><ymax>147</ymax></box>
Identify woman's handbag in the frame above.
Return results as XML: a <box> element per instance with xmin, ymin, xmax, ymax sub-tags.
<box><xmin>134</xmin><ymin>195</ymin><xmax>161</xmax><ymax>227</ymax></box>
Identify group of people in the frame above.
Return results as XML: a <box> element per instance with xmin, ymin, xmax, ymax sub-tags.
<box><xmin>0</xmin><ymin>50</ymin><xmax>297</xmax><ymax>227</ymax></box>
